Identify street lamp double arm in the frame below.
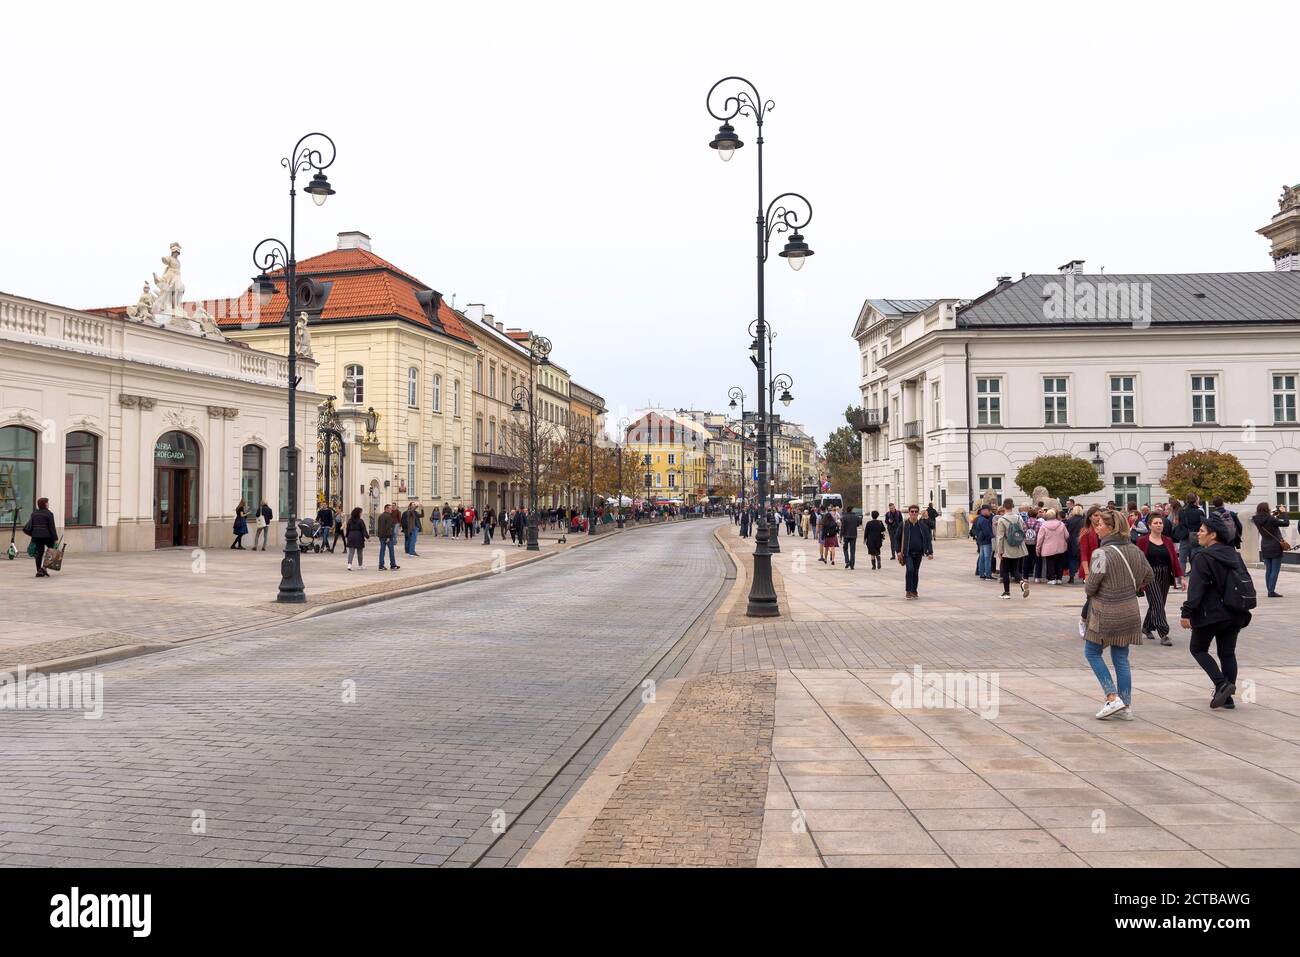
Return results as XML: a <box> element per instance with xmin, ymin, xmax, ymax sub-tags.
<box><xmin>707</xmin><ymin>76</ymin><xmax>816</xmax><ymax>617</ymax></box>
<box><xmin>251</xmin><ymin>131</ymin><xmax>336</xmax><ymax>605</ymax></box>
<box><xmin>510</xmin><ymin>333</ymin><xmax>549</xmax><ymax>552</ymax></box>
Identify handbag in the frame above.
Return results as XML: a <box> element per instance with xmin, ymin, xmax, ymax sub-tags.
<box><xmin>1262</xmin><ymin>522</ymin><xmax>1292</xmax><ymax>552</ymax></box>
<box><xmin>27</xmin><ymin>540</ymin><xmax>38</xmax><ymax>557</ymax></box>
<box><xmin>42</xmin><ymin>537</ymin><xmax>66</xmax><ymax>571</ymax></box>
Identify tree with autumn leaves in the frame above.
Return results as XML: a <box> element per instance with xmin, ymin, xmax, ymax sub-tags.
<box><xmin>1160</xmin><ymin>449</ymin><xmax>1252</xmax><ymax>504</ymax></box>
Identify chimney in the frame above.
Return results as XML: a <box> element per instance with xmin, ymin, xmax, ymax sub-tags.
<box><xmin>483</xmin><ymin>313</ymin><xmax>495</xmax><ymax>328</ymax></box>
<box><xmin>464</xmin><ymin>303</ymin><xmax>486</xmax><ymax>322</ymax></box>
<box><xmin>1258</xmin><ymin>183</ymin><xmax>1300</xmax><ymax>271</ymax></box>
<box><xmin>494</xmin><ymin>320</ymin><xmax>504</xmax><ymax>332</ymax></box>
<box><xmin>1057</xmin><ymin>259</ymin><xmax>1085</xmax><ymax>275</ymax></box>
<box><xmin>337</xmin><ymin>230</ymin><xmax>372</xmax><ymax>252</ymax></box>
<box><xmin>995</xmin><ymin>275</ymin><xmax>1013</xmax><ymax>287</ymax></box>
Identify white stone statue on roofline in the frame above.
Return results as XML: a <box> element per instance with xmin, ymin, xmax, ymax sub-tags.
<box><xmin>124</xmin><ymin>282</ymin><xmax>156</xmax><ymax>321</ymax></box>
<box><xmin>151</xmin><ymin>242</ymin><xmax>186</xmax><ymax>319</ymax></box>
<box><xmin>295</xmin><ymin>311</ymin><xmax>313</xmax><ymax>358</ymax></box>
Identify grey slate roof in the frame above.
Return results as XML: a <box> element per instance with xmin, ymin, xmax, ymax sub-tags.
<box><xmin>867</xmin><ymin>298</ymin><xmax>936</xmax><ymax>316</ymax></box>
<box><xmin>957</xmin><ymin>272</ymin><xmax>1300</xmax><ymax>328</ymax></box>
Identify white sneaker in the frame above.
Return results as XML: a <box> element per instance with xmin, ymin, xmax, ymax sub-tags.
<box><xmin>1096</xmin><ymin>698</ymin><xmax>1129</xmax><ymax>719</ymax></box>
<box><xmin>1112</xmin><ymin>708</ymin><xmax>1135</xmax><ymax>721</ymax></box>
<box><xmin>1049</xmin><ymin>580</ymin><xmax>1058</xmax><ymax>586</ymax></box>
<box><xmin>999</xmin><ymin>593</ymin><xmax>1011</xmax><ymax>600</ymax></box>
<box><xmin>347</xmin><ymin>564</ymin><xmax>352</xmax><ymax>571</ymax></box>
<box><xmin>1078</xmin><ymin>619</ymin><xmax>1087</xmax><ymax>639</ymax></box>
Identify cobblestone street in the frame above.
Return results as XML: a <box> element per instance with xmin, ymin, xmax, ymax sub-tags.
<box><xmin>0</xmin><ymin>521</ymin><xmax>726</xmax><ymax>867</ymax></box>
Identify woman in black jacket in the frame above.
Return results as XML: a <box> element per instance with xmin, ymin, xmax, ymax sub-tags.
<box><xmin>863</xmin><ymin>510</ymin><xmax>886</xmax><ymax>570</ymax></box>
<box><xmin>1179</xmin><ymin>514</ymin><xmax>1251</xmax><ymax>709</ymax></box>
<box><xmin>1253</xmin><ymin>502</ymin><xmax>1291</xmax><ymax>598</ymax></box>
<box><xmin>1064</xmin><ymin>505</ymin><xmax>1086</xmax><ymax>584</ymax></box>
<box><xmin>344</xmin><ymin>506</ymin><xmax>369</xmax><ymax>570</ymax></box>
<box><xmin>22</xmin><ymin>497</ymin><xmax>58</xmax><ymax>578</ymax></box>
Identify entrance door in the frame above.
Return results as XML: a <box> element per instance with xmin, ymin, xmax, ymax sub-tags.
<box><xmin>154</xmin><ymin>466</ymin><xmax>174</xmax><ymax>548</ymax></box>
<box><xmin>153</xmin><ymin>431</ymin><xmax>201</xmax><ymax>548</ymax></box>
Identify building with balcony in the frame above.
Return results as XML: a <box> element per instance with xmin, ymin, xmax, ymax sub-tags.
<box><xmin>464</xmin><ymin>305</ymin><xmax>533</xmax><ymax>513</ymax></box>
<box><xmin>851</xmin><ymin>190</ymin><xmax>1300</xmax><ymax>540</ymax></box>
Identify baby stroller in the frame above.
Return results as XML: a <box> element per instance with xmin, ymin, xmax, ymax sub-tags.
<box><xmin>297</xmin><ymin>518</ymin><xmax>323</xmax><ymax>553</ymax></box>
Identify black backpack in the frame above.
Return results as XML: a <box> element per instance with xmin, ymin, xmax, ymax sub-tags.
<box><xmin>1218</xmin><ymin>551</ymin><xmax>1257</xmax><ymax>613</ymax></box>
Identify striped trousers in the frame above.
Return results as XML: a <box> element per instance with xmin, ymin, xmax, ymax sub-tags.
<box><xmin>1143</xmin><ymin>565</ymin><xmax>1172</xmax><ymax>638</ymax></box>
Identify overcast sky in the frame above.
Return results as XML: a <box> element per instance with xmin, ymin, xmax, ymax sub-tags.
<box><xmin>3</xmin><ymin>1</ymin><xmax>1293</xmax><ymax>447</ymax></box>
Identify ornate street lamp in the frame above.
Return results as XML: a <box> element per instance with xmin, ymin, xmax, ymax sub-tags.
<box><xmin>728</xmin><ymin>386</ymin><xmax>746</xmax><ymax>513</ymax></box>
<box><xmin>250</xmin><ymin>131</ymin><xmax>337</xmax><ymax>604</ymax></box>
<box><xmin>707</xmin><ymin>77</ymin><xmax>816</xmax><ymax>617</ymax></box>
<box><xmin>510</xmin><ymin>333</ymin><xmax>551</xmax><ymax>551</ymax></box>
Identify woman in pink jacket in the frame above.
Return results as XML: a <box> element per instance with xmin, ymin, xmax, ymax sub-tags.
<box><xmin>1036</xmin><ymin>508</ymin><xmax>1070</xmax><ymax>584</ymax></box>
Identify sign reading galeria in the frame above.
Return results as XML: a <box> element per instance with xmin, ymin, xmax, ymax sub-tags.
<box><xmin>153</xmin><ymin>432</ymin><xmax>200</xmax><ymax>466</ymax></box>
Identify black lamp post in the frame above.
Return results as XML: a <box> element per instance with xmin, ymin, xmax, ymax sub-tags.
<box><xmin>510</xmin><ymin>333</ymin><xmax>551</xmax><ymax>551</ymax></box>
<box><xmin>728</xmin><ymin>387</ymin><xmax>746</xmax><ymax>513</ymax></box>
<box><xmin>767</xmin><ymin>371</ymin><xmax>794</xmax><ymax>553</ymax></box>
<box><xmin>616</xmin><ymin>416</ymin><xmax>630</xmax><ymax>528</ymax></box>
<box><xmin>252</xmin><ymin>131</ymin><xmax>336</xmax><ymax>604</ymax></box>
<box><xmin>707</xmin><ymin>77</ymin><xmax>814</xmax><ymax>617</ymax></box>
<box><xmin>577</xmin><ymin>421</ymin><xmax>598</xmax><ymax>535</ymax></box>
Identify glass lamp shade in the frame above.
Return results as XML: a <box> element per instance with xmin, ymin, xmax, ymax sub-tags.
<box><xmin>787</xmin><ymin>254</ymin><xmax>806</xmax><ymax>271</ymax></box>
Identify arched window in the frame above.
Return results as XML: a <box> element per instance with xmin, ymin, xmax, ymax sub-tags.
<box><xmin>408</xmin><ymin>367</ymin><xmax>419</xmax><ymax>408</ymax></box>
<box><xmin>0</xmin><ymin>425</ymin><xmax>38</xmax><ymax>525</ymax></box>
<box><xmin>241</xmin><ymin>444</ymin><xmax>264</xmax><ymax>509</ymax></box>
<box><xmin>65</xmin><ymin>431</ymin><xmax>99</xmax><ymax>527</ymax></box>
<box><xmin>432</xmin><ymin>373</ymin><xmax>442</xmax><ymax>413</ymax></box>
<box><xmin>343</xmin><ymin>364</ymin><xmax>365</xmax><ymax>403</ymax></box>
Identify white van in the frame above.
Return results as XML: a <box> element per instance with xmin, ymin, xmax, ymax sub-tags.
<box><xmin>814</xmin><ymin>493</ymin><xmax>843</xmax><ymax>510</ymax></box>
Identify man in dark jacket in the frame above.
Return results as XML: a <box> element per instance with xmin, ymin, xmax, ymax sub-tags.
<box><xmin>376</xmin><ymin>505</ymin><xmax>400</xmax><ymax>571</ymax></box>
<box><xmin>839</xmin><ymin>509</ymin><xmax>862</xmax><ymax>570</ymax></box>
<box><xmin>315</xmin><ymin>502</ymin><xmax>333</xmax><ymax>552</ymax></box>
<box><xmin>401</xmin><ymin>502</ymin><xmax>423</xmax><ymax>557</ymax></box>
<box><xmin>970</xmin><ymin>505</ymin><xmax>994</xmax><ymax>579</ymax></box>
<box><xmin>1179</xmin><ymin>494</ymin><xmax>1206</xmax><ymax>572</ymax></box>
<box><xmin>884</xmin><ymin>504</ymin><xmax>903</xmax><ymax>560</ymax></box>
<box><xmin>1180</xmin><ymin>514</ymin><xmax>1251</xmax><ymax>709</ymax></box>
<box><xmin>1209</xmin><ymin>497</ymin><xmax>1242</xmax><ymax>550</ymax></box>
<box><xmin>898</xmin><ymin>505</ymin><xmax>934</xmax><ymax>599</ymax></box>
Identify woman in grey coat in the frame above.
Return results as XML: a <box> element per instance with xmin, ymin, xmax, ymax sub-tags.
<box><xmin>1083</xmin><ymin>509</ymin><xmax>1154</xmax><ymax>719</ymax></box>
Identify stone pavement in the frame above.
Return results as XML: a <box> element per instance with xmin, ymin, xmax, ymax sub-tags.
<box><xmin>0</xmin><ymin>519</ymin><xmax>728</xmax><ymax>867</ymax></box>
<box><xmin>529</xmin><ymin>523</ymin><xmax>1300</xmax><ymax>867</ymax></box>
<box><xmin>0</xmin><ymin>522</ymin><xmax>630</xmax><ymax>669</ymax></box>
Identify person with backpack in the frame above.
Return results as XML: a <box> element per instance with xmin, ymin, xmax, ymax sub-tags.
<box><xmin>1253</xmin><ymin>502</ymin><xmax>1291</xmax><ymax>598</ymax></box>
<box><xmin>1179</xmin><ymin>494</ymin><xmax>1206</xmax><ymax>572</ymax></box>
<box><xmin>994</xmin><ymin>498</ymin><xmax>1030</xmax><ymax>600</ymax></box>
<box><xmin>1083</xmin><ymin>508</ymin><xmax>1154</xmax><ymax>720</ymax></box>
<box><xmin>821</xmin><ymin>508</ymin><xmax>841</xmax><ymax>566</ymax></box>
<box><xmin>970</xmin><ymin>504</ymin><xmax>994</xmax><ymax>580</ymax></box>
<box><xmin>1180</xmin><ymin>513</ymin><xmax>1255</xmax><ymax>709</ymax></box>
<box><xmin>1021</xmin><ymin>506</ymin><xmax>1042</xmax><ymax>581</ymax></box>
<box><xmin>1209</xmin><ymin>497</ymin><xmax>1242</xmax><ymax>550</ymax></box>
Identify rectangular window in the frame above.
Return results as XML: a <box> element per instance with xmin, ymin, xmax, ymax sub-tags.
<box><xmin>1277</xmin><ymin>471</ymin><xmax>1300</xmax><ymax>512</ymax></box>
<box><xmin>668</xmin><ymin>453</ymin><xmax>677</xmax><ymax>466</ymax></box>
<box><xmin>432</xmin><ymin>445</ymin><xmax>441</xmax><ymax>496</ymax></box>
<box><xmin>431</xmin><ymin>374</ymin><xmax>442</xmax><ymax>412</ymax></box>
<box><xmin>452</xmin><ymin>447</ymin><xmax>461</xmax><ymax>498</ymax></box>
<box><xmin>408</xmin><ymin>367</ymin><xmax>418</xmax><ymax>408</ymax></box>
<box><xmin>489</xmin><ymin>362</ymin><xmax>497</xmax><ymax>399</ymax></box>
<box><xmin>977</xmin><ymin>475</ymin><xmax>1003</xmax><ymax>499</ymax></box>
<box><xmin>1043</xmin><ymin>377</ymin><xmax>1068</xmax><ymax>426</ymax></box>
<box><xmin>1274</xmin><ymin>374</ymin><xmax>1298</xmax><ymax>424</ymax></box>
<box><xmin>1110</xmin><ymin>375</ymin><xmax>1136</xmax><ymax>425</ymax></box>
<box><xmin>668</xmin><ymin>473</ymin><xmax>677</xmax><ymax>488</ymax></box>
<box><xmin>975</xmin><ymin>377</ymin><xmax>1001</xmax><ymax>426</ymax></box>
<box><xmin>475</xmin><ymin>359</ymin><xmax>483</xmax><ymax>393</ymax></box>
<box><xmin>65</xmin><ymin>432</ymin><xmax>99</xmax><ymax>526</ymax></box>
<box><xmin>931</xmin><ymin>382</ymin><xmax>941</xmax><ymax>429</ymax></box>
<box><xmin>407</xmin><ymin>442</ymin><xmax>417</xmax><ymax>497</ymax></box>
<box><xmin>1114</xmin><ymin>473</ymin><xmax>1139</xmax><ymax>509</ymax></box>
<box><xmin>1190</xmin><ymin>374</ymin><xmax>1217</xmax><ymax>424</ymax></box>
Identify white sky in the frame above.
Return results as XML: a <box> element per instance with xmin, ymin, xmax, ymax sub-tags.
<box><xmin>2</xmin><ymin>0</ymin><xmax>1293</xmax><ymax>447</ymax></box>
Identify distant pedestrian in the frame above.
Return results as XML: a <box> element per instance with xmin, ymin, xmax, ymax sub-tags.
<box><xmin>344</xmin><ymin>506</ymin><xmax>368</xmax><ymax>570</ymax></box>
<box><xmin>254</xmin><ymin>499</ymin><xmax>273</xmax><ymax>550</ymax></box>
<box><xmin>22</xmin><ymin>497</ymin><xmax>58</xmax><ymax>578</ymax></box>
<box><xmin>1136</xmin><ymin>514</ymin><xmax>1182</xmax><ymax>645</ymax></box>
<box><xmin>821</xmin><ymin>508</ymin><xmax>841</xmax><ymax>566</ymax></box>
<box><xmin>377</xmin><ymin>504</ymin><xmax>399</xmax><ymax>571</ymax></box>
<box><xmin>897</xmin><ymin>504</ymin><xmax>933</xmax><ymax>599</ymax></box>
<box><xmin>232</xmin><ymin>500</ymin><xmax>248</xmax><ymax>549</ymax></box>
<box><xmin>840</xmin><ymin>507</ymin><xmax>861</xmax><ymax>570</ymax></box>
<box><xmin>402</xmin><ymin>501</ymin><xmax>423</xmax><ymax>556</ymax></box>
<box><xmin>1180</xmin><ymin>513</ymin><xmax>1255</xmax><ymax>710</ymax></box>
<box><xmin>483</xmin><ymin>506</ymin><xmax>495</xmax><ymax>544</ymax></box>
<box><xmin>1179</xmin><ymin>494</ymin><xmax>1206</xmax><ymax>572</ymax></box>
<box><xmin>885</xmin><ymin>503</ymin><xmax>902</xmax><ymax>560</ymax></box>
<box><xmin>1064</xmin><ymin>504</ymin><xmax>1086</xmax><ymax>583</ymax></box>
<box><xmin>863</xmin><ymin>510</ymin><xmax>886</xmax><ymax>569</ymax></box>
<box><xmin>970</xmin><ymin>504</ymin><xmax>994</xmax><ymax>580</ymax></box>
<box><xmin>1253</xmin><ymin>502</ymin><xmax>1291</xmax><ymax>598</ymax></box>
<box><xmin>316</xmin><ymin>500</ymin><xmax>335</xmax><ymax>552</ymax></box>
<box><xmin>1037</xmin><ymin>508</ymin><xmax>1069</xmax><ymax>584</ymax></box>
<box><xmin>994</xmin><ymin>498</ymin><xmax>1030</xmax><ymax>600</ymax></box>
<box><xmin>1084</xmin><ymin>508</ymin><xmax>1153</xmax><ymax>720</ymax></box>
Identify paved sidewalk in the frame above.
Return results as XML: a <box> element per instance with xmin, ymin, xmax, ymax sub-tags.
<box><xmin>0</xmin><ymin>523</ymin><xmax>643</xmax><ymax>669</ymax></box>
<box><xmin>533</xmin><ymin>523</ymin><xmax>1300</xmax><ymax>867</ymax></box>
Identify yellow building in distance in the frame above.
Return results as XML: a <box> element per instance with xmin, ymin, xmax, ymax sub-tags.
<box><xmin>626</xmin><ymin>410</ymin><xmax>709</xmax><ymax>505</ymax></box>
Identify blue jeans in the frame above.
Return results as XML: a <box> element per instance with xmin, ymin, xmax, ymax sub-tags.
<box><xmin>1263</xmin><ymin>556</ymin><xmax>1282</xmax><ymax>595</ymax></box>
<box><xmin>977</xmin><ymin>543</ymin><xmax>993</xmax><ymax>578</ymax></box>
<box><xmin>379</xmin><ymin>538</ymin><xmax>396</xmax><ymax>568</ymax></box>
<box><xmin>1084</xmin><ymin>640</ymin><xmax>1131</xmax><ymax>704</ymax></box>
<box><xmin>404</xmin><ymin>529</ymin><xmax>418</xmax><ymax>554</ymax></box>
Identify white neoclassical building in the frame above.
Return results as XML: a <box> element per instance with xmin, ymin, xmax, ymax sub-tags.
<box><xmin>0</xmin><ymin>280</ymin><xmax>321</xmax><ymax>553</ymax></box>
<box><xmin>852</xmin><ymin>190</ymin><xmax>1300</xmax><ymax>546</ymax></box>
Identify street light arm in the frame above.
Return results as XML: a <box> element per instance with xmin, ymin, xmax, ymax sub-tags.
<box><xmin>283</xmin><ymin>132</ymin><xmax>338</xmax><ymax>178</ymax></box>
<box><xmin>763</xmin><ymin>192</ymin><xmax>813</xmax><ymax>262</ymax></box>
<box><xmin>706</xmin><ymin>76</ymin><xmax>773</xmax><ymax>126</ymax></box>
<box><xmin>252</xmin><ymin>238</ymin><xmax>290</xmax><ymax>275</ymax></box>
